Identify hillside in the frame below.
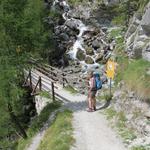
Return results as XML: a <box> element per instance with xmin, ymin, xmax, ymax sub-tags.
<box><xmin>0</xmin><ymin>0</ymin><xmax>150</xmax><ymax>150</ymax></box>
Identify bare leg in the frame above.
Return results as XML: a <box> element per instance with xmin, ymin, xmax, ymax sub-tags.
<box><xmin>93</xmin><ymin>97</ymin><xmax>96</xmax><ymax>110</ymax></box>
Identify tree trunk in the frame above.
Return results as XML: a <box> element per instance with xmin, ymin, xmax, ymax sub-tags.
<box><xmin>8</xmin><ymin>103</ymin><xmax>27</xmax><ymax>139</ymax></box>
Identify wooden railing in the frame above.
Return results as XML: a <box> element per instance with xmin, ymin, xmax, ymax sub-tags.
<box><xmin>23</xmin><ymin>58</ymin><xmax>87</xmax><ymax>102</ymax></box>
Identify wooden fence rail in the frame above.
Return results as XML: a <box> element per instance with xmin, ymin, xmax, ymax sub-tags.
<box><xmin>24</xmin><ymin>58</ymin><xmax>88</xmax><ymax>102</ymax></box>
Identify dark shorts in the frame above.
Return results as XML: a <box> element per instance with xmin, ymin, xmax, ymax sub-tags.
<box><xmin>90</xmin><ymin>90</ymin><xmax>97</xmax><ymax>98</ymax></box>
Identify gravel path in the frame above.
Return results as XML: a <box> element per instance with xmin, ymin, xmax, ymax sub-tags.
<box><xmin>27</xmin><ymin>70</ymin><xmax>126</xmax><ymax>150</ymax></box>
<box><xmin>61</xmin><ymin>91</ymin><xmax>127</xmax><ymax>150</ymax></box>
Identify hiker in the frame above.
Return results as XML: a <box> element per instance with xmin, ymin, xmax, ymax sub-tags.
<box><xmin>87</xmin><ymin>71</ymin><xmax>97</xmax><ymax>112</ymax></box>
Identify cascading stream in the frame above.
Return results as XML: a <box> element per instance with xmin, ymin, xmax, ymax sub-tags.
<box><xmin>53</xmin><ymin>0</ymin><xmax>115</xmax><ymax>71</ymax></box>
<box><xmin>52</xmin><ymin>0</ymin><xmax>101</xmax><ymax>70</ymax></box>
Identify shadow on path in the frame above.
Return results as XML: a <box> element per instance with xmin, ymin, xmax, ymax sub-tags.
<box><xmin>63</xmin><ymin>100</ymin><xmax>110</xmax><ymax>112</ymax></box>
<box><xmin>96</xmin><ymin>100</ymin><xmax>111</xmax><ymax>111</ymax></box>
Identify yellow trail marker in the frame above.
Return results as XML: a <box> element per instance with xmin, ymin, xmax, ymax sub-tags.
<box><xmin>106</xmin><ymin>59</ymin><xmax>117</xmax><ymax>96</ymax></box>
<box><xmin>106</xmin><ymin>60</ymin><xmax>116</xmax><ymax>79</ymax></box>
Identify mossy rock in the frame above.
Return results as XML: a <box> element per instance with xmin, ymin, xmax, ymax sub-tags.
<box><xmin>85</xmin><ymin>46</ymin><xmax>94</xmax><ymax>55</ymax></box>
<box><xmin>76</xmin><ymin>49</ymin><xmax>86</xmax><ymax>61</ymax></box>
<box><xmin>85</xmin><ymin>56</ymin><xmax>94</xmax><ymax>64</ymax></box>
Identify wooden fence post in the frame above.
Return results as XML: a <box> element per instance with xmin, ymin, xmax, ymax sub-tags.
<box><xmin>39</xmin><ymin>76</ymin><xmax>42</xmax><ymax>91</ymax></box>
<box><xmin>29</xmin><ymin>69</ymin><xmax>32</xmax><ymax>88</ymax></box>
<box><xmin>51</xmin><ymin>82</ymin><xmax>55</xmax><ymax>102</ymax></box>
<box><xmin>62</xmin><ymin>73</ymin><xmax>65</xmax><ymax>88</ymax></box>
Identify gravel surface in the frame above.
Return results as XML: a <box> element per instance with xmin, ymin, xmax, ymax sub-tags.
<box><xmin>27</xmin><ymin>69</ymin><xmax>126</xmax><ymax>150</ymax></box>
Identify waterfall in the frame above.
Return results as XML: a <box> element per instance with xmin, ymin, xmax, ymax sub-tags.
<box><xmin>52</xmin><ymin>0</ymin><xmax>103</xmax><ymax>71</ymax></box>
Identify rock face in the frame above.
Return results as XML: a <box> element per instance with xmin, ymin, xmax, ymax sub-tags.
<box><xmin>125</xmin><ymin>2</ymin><xmax>150</xmax><ymax>61</ymax></box>
<box><xmin>35</xmin><ymin>96</ymin><xmax>51</xmax><ymax>115</ymax></box>
<box><xmin>112</xmin><ymin>86</ymin><xmax>150</xmax><ymax>148</ymax></box>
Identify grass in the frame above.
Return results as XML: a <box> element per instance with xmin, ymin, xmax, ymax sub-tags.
<box><xmin>104</xmin><ymin>107</ymin><xmax>117</xmax><ymax>120</ymax></box>
<box><xmin>17</xmin><ymin>102</ymin><xmax>61</xmax><ymax>150</ymax></box>
<box><xmin>104</xmin><ymin>108</ymin><xmax>136</xmax><ymax>144</ymax></box>
<box><xmin>116</xmin><ymin>111</ymin><xmax>136</xmax><ymax>143</ymax></box>
<box><xmin>64</xmin><ymin>85</ymin><xmax>78</xmax><ymax>94</ymax></box>
<box><xmin>115</xmin><ymin>57</ymin><xmax>150</xmax><ymax>100</ymax></box>
<box><xmin>39</xmin><ymin>91</ymin><xmax>51</xmax><ymax>99</ymax></box>
<box><xmin>37</xmin><ymin>109</ymin><xmax>74</xmax><ymax>150</ymax></box>
<box><xmin>123</xmin><ymin>59</ymin><xmax>150</xmax><ymax>100</ymax></box>
<box><xmin>138</xmin><ymin>0</ymin><xmax>149</xmax><ymax>13</ymax></box>
<box><xmin>131</xmin><ymin>144</ymin><xmax>150</xmax><ymax>150</ymax></box>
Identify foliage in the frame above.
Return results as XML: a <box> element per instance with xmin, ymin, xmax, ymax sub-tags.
<box><xmin>104</xmin><ymin>108</ymin><xmax>136</xmax><ymax>144</ymax></box>
<box><xmin>37</xmin><ymin>109</ymin><xmax>74</xmax><ymax>150</ymax></box>
<box><xmin>17</xmin><ymin>102</ymin><xmax>61</xmax><ymax>150</ymax></box>
<box><xmin>104</xmin><ymin>107</ymin><xmax>117</xmax><ymax>120</ymax></box>
<box><xmin>116</xmin><ymin>58</ymin><xmax>150</xmax><ymax>100</ymax></box>
<box><xmin>64</xmin><ymin>85</ymin><xmax>78</xmax><ymax>94</ymax></box>
<box><xmin>39</xmin><ymin>91</ymin><xmax>52</xmax><ymax>99</ymax></box>
<box><xmin>137</xmin><ymin>0</ymin><xmax>149</xmax><ymax>13</ymax></box>
<box><xmin>131</xmin><ymin>144</ymin><xmax>150</xmax><ymax>150</ymax></box>
<box><xmin>0</xmin><ymin>0</ymin><xmax>54</xmax><ymax>149</ymax></box>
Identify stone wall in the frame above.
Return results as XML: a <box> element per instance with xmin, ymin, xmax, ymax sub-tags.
<box><xmin>35</xmin><ymin>96</ymin><xmax>52</xmax><ymax>115</ymax></box>
<box><xmin>125</xmin><ymin>2</ymin><xmax>150</xmax><ymax>61</ymax></box>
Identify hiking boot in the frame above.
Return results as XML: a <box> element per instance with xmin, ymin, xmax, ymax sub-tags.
<box><xmin>94</xmin><ymin>106</ymin><xmax>96</xmax><ymax>111</ymax></box>
<box><xmin>87</xmin><ymin>108</ymin><xmax>94</xmax><ymax>112</ymax></box>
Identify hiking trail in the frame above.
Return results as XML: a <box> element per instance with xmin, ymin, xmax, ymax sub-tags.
<box><xmin>27</xmin><ymin>73</ymin><xmax>126</xmax><ymax>150</ymax></box>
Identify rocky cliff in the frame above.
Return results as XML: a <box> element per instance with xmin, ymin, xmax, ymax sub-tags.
<box><xmin>125</xmin><ymin>2</ymin><xmax>150</xmax><ymax>61</ymax></box>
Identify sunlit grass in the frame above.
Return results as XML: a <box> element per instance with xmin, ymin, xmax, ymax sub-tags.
<box><xmin>17</xmin><ymin>102</ymin><xmax>61</xmax><ymax>150</ymax></box>
<box><xmin>37</xmin><ymin>109</ymin><xmax>74</xmax><ymax>150</ymax></box>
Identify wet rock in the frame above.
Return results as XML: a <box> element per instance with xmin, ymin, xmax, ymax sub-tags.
<box><xmin>85</xmin><ymin>56</ymin><xmax>94</xmax><ymax>64</ymax></box>
<box><xmin>59</xmin><ymin>33</ymin><xmax>69</xmax><ymax>41</ymax></box>
<box><xmin>97</xmin><ymin>48</ymin><xmax>103</xmax><ymax>53</ymax></box>
<box><xmin>95</xmin><ymin>53</ymin><xmax>103</xmax><ymax>63</ymax></box>
<box><xmin>85</xmin><ymin>46</ymin><xmax>94</xmax><ymax>55</ymax></box>
<box><xmin>83</xmin><ymin>27</ymin><xmax>100</xmax><ymax>37</ymax></box>
<box><xmin>65</xmin><ymin>19</ymin><xmax>80</xmax><ymax>31</ymax></box>
<box><xmin>76</xmin><ymin>49</ymin><xmax>86</xmax><ymax>61</ymax></box>
<box><xmin>92</xmin><ymin>39</ymin><xmax>101</xmax><ymax>49</ymax></box>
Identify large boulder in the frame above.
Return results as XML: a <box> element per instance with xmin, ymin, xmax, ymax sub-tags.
<box><xmin>142</xmin><ymin>42</ymin><xmax>150</xmax><ymax>61</ymax></box>
<box><xmin>65</xmin><ymin>19</ymin><xmax>81</xmax><ymax>31</ymax></box>
<box><xmin>141</xmin><ymin>3</ymin><xmax>150</xmax><ymax>36</ymax></box>
<box><xmin>76</xmin><ymin>49</ymin><xmax>86</xmax><ymax>61</ymax></box>
<box><xmin>85</xmin><ymin>56</ymin><xmax>94</xmax><ymax>64</ymax></box>
<box><xmin>95</xmin><ymin>53</ymin><xmax>103</xmax><ymax>63</ymax></box>
<box><xmin>59</xmin><ymin>33</ymin><xmax>69</xmax><ymax>41</ymax></box>
<box><xmin>125</xmin><ymin>2</ymin><xmax>150</xmax><ymax>61</ymax></box>
<box><xmin>92</xmin><ymin>39</ymin><xmax>101</xmax><ymax>49</ymax></box>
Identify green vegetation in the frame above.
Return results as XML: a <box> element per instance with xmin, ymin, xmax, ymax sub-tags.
<box><xmin>116</xmin><ymin>58</ymin><xmax>150</xmax><ymax>100</ymax></box>
<box><xmin>17</xmin><ymin>102</ymin><xmax>61</xmax><ymax>150</ymax></box>
<box><xmin>116</xmin><ymin>111</ymin><xmax>136</xmax><ymax>143</ymax></box>
<box><xmin>104</xmin><ymin>107</ymin><xmax>117</xmax><ymax>120</ymax></box>
<box><xmin>0</xmin><ymin>0</ymin><xmax>56</xmax><ymax>148</ymax></box>
<box><xmin>37</xmin><ymin>109</ymin><xmax>74</xmax><ymax>150</ymax></box>
<box><xmin>131</xmin><ymin>144</ymin><xmax>150</xmax><ymax>150</ymax></box>
<box><xmin>104</xmin><ymin>107</ymin><xmax>136</xmax><ymax>144</ymax></box>
<box><xmin>64</xmin><ymin>85</ymin><xmax>78</xmax><ymax>94</ymax></box>
<box><xmin>39</xmin><ymin>91</ymin><xmax>52</xmax><ymax>99</ymax></box>
<box><xmin>137</xmin><ymin>0</ymin><xmax>149</xmax><ymax>12</ymax></box>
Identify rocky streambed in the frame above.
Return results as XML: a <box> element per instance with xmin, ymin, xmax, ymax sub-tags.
<box><xmin>44</xmin><ymin>0</ymin><xmax>116</xmax><ymax>92</ymax></box>
<box><xmin>51</xmin><ymin>0</ymin><xmax>115</xmax><ymax>70</ymax></box>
